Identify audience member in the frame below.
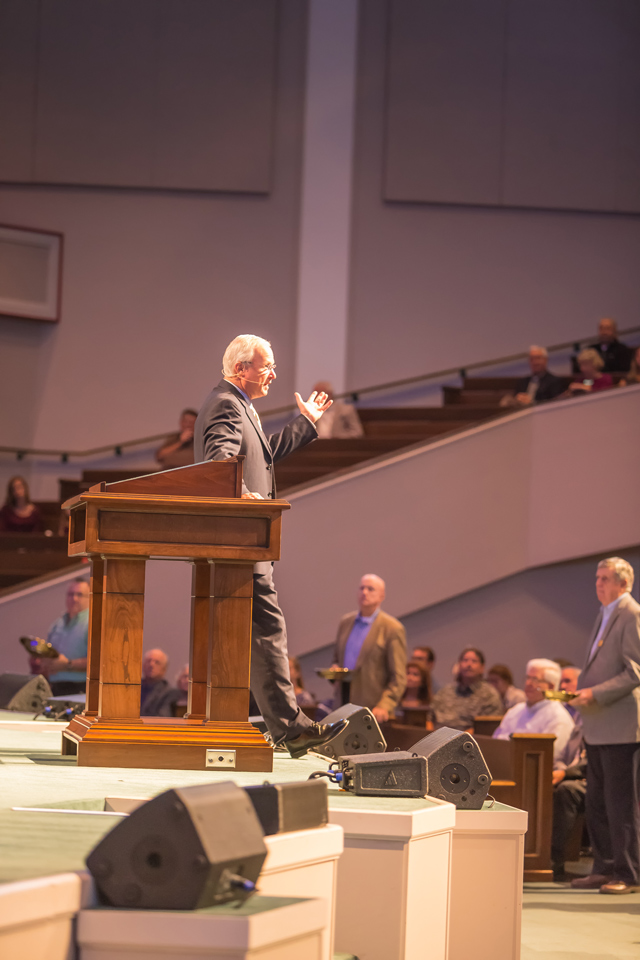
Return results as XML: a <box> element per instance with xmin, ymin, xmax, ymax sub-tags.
<box><xmin>551</xmin><ymin>663</ymin><xmax>586</xmax><ymax>881</ymax></box>
<box><xmin>312</xmin><ymin>381</ymin><xmax>364</xmax><ymax>439</ymax></box>
<box><xmin>400</xmin><ymin>660</ymin><xmax>431</xmax><ymax>708</ymax></box>
<box><xmin>332</xmin><ymin>574</ymin><xmax>406</xmax><ymax>723</ymax></box>
<box><xmin>487</xmin><ymin>664</ymin><xmax>526</xmax><ymax>712</ymax></box>
<box><xmin>559</xmin><ymin>665</ymin><xmax>582</xmax><ymax>720</ymax></box>
<box><xmin>619</xmin><ymin>346</ymin><xmax>640</xmax><ymax>386</ymax></box>
<box><xmin>155</xmin><ymin>408</ymin><xmax>198</xmax><ymax>468</ymax></box>
<box><xmin>591</xmin><ymin>318</ymin><xmax>632</xmax><ymax>373</ymax></box>
<box><xmin>566</xmin><ymin>349</ymin><xmax>613</xmax><ymax>396</ymax></box>
<box><xmin>411</xmin><ymin>645</ymin><xmax>440</xmax><ymax>693</ymax></box>
<box><xmin>140</xmin><ymin>648</ymin><xmax>174</xmax><ymax>716</ymax></box>
<box><xmin>432</xmin><ymin>647</ymin><xmax>501</xmax><ymax>731</ymax></box>
<box><xmin>288</xmin><ymin>656</ymin><xmax>316</xmax><ymax>707</ymax></box>
<box><xmin>570</xmin><ymin>557</ymin><xmax>640</xmax><ymax>895</ymax></box>
<box><xmin>0</xmin><ymin>476</ymin><xmax>43</xmax><ymax>532</ymax></box>
<box><xmin>493</xmin><ymin>659</ymin><xmax>575</xmax><ymax>767</ymax></box>
<box><xmin>500</xmin><ymin>346</ymin><xmax>565</xmax><ymax>408</ymax></box>
<box><xmin>28</xmin><ymin>578</ymin><xmax>89</xmax><ymax>695</ymax></box>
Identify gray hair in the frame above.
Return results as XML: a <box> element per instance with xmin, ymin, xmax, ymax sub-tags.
<box><xmin>577</xmin><ymin>347</ymin><xmax>604</xmax><ymax>370</ymax></box>
<box><xmin>529</xmin><ymin>345</ymin><xmax>548</xmax><ymax>359</ymax></box>
<box><xmin>597</xmin><ymin>557</ymin><xmax>634</xmax><ymax>592</ymax></box>
<box><xmin>222</xmin><ymin>335</ymin><xmax>272</xmax><ymax>377</ymax></box>
<box><xmin>527</xmin><ymin>658</ymin><xmax>562</xmax><ymax>690</ymax></box>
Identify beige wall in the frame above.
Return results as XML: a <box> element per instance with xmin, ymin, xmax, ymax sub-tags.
<box><xmin>0</xmin><ymin>0</ymin><xmax>307</xmax><ymax>456</ymax></box>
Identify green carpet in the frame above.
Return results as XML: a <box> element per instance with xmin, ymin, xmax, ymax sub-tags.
<box><xmin>521</xmin><ymin>886</ymin><xmax>640</xmax><ymax>959</ymax></box>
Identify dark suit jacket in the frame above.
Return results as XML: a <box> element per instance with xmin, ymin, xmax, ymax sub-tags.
<box><xmin>334</xmin><ymin>609</ymin><xmax>407</xmax><ymax>714</ymax></box>
<box><xmin>594</xmin><ymin>340</ymin><xmax>633</xmax><ymax>373</ymax></box>
<box><xmin>514</xmin><ymin>371</ymin><xmax>566</xmax><ymax>403</ymax></box>
<box><xmin>578</xmin><ymin>592</ymin><xmax>640</xmax><ymax>745</ymax></box>
<box><xmin>194</xmin><ymin>379</ymin><xmax>317</xmax><ymax>572</ymax></box>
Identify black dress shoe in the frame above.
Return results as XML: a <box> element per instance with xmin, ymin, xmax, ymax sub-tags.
<box><xmin>285</xmin><ymin>719</ymin><xmax>349</xmax><ymax>760</ymax></box>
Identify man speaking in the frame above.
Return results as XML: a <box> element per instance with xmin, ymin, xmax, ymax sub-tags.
<box><xmin>194</xmin><ymin>334</ymin><xmax>347</xmax><ymax>758</ymax></box>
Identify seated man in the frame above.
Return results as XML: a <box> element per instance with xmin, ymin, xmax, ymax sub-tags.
<box><xmin>500</xmin><ymin>346</ymin><xmax>565</xmax><ymax>408</ymax></box>
<box><xmin>552</xmin><ymin>665</ymin><xmax>586</xmax><ymax>881</ymax></box>
<box><xmin>140</xmin><ymin>648</ymin><xmax>175</xmax><ymax>717</ymax></box>
<box><xmin>333</xmin><ymin>574</ymin><xmax>406</xmax><ymax>723</ymax></box>
<box><xmin>432</xmin><ymin>647</ymin><xmax>502</xmax><ymax>730</ymax></box>
<box><xmin>487</xmin><ymin>664</ymin><xmax>526</xmax><ymax>712</ymax></box>
<box><xmin>155</xmin><ymin>408</ymin><xmax>198</xmax><ymax>468</ymax></box>
<box><xmin>29</xmin><ymin>578</ymin><xmax>89</xmax><ymax>696</ymax></box>
<box><xmin>411</xmin><ymin>645</ymin><xmax>440</xmax><ymax>694</ymax></box>
<box><xmin>493</xmin><ymin>659</ymin><xmax>575</xmax><ymax>767</ymax></box>
<box><xmin>312</xmin><ymin>381</ymin><xmax>364</xmax><ymax>439</ymax></box>
<box><xmin>591</xmin><ymin>317</ymin><xmax>632</xmax><ymax>373</ymax></box>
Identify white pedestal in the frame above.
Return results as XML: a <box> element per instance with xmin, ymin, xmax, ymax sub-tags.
<box><xmin>448</xmin><ymin>802</ymin><xmax>527</xmax><ymax>960</ymax></box>
<box><xmin>258</xmin><ymin>824</ymin><xmax>342</xmax><ymax>960</ymax></box>
<box><xmin>104</xmin><ymin>798</ymin><xmax>342</xmax><ymax>960</ymax></box>
<box><xmin>329</xmin><ymin>800</ymin><xmax>456</xmax><ymax>960</ymax></box>
<box><xmin>77</xmin><ymin>896</ymin><xmax>327</xmax><ymax>960</ymax></box>
<box><xmin>0</xmin><ymin>872</ymin><xmax>83</xmax><ymax>960</ymax></box>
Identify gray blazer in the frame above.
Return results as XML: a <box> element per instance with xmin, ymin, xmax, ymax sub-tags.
<box><xmin>194</xmin><ymin>379</ymin><xmax>317</xmax><ymax>573</ymax></box>
<box><xmin>577</xmin><ymin>592</ymin><xmax>640</xmax><ymax>745</ymax></box>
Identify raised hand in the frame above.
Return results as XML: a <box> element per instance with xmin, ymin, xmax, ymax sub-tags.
<box><xmin>294</xmin><ymin>390</ymin><xmax>333</xmax><ymax>424</ymax></box>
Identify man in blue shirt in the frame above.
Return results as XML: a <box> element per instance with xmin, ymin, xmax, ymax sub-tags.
<box><xmin>29</xmin><ymin>578</ymin><xmax>89</xmax><ymax>696</ymax></box>
<box><xmin>333</xmin><ymin>574</ymin><xmax>407</xmax><ymax>723</ymax></box>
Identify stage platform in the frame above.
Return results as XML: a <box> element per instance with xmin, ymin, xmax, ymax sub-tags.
<box><xmin>0</xmin><ymin>714</ymin><xmax>526</xmax><ymax>960</ymax></box>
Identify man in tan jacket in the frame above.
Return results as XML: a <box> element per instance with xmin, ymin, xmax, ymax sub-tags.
<box><xmin>333</xmin><ymin>574</ymin><xmax>407</xmax><ymax>723</ymax></box>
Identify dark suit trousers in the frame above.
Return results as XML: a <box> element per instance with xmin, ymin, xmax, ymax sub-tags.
<box><xmin>250</xmin><ymin>568</ymin><xmax>312</xmax><ymax>743</ymax></box>
<box><xmin>585</xmin><ymin>742</ymin><xmax>640</xmax><ymax>884</ymax></box>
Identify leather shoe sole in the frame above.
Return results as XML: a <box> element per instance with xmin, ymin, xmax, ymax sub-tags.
<box><xmin>285</xmin><ymin>718</ymin><xmax>349</xmax><ymax>760</ymax></box>
<box><xmin>599</xmin><ymin>881</ymin><xmax>640</xmax><ymax>894</ymax></box>
<box><xmin>570</xmin><ymin>874</ymin><xmax>612</xmax><ymax>890</ymax></box>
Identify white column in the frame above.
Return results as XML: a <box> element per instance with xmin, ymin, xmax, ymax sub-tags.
<box><xmin>294</xmin><ymin>0</ymin><xmax>358</xmax><ymax>397</ymax></box>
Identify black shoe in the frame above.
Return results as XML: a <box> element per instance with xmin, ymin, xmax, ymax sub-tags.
<box><xmin>285</xmin><ymin>719</ymin><xmax>349</xmax><ymax>760</ymax></box>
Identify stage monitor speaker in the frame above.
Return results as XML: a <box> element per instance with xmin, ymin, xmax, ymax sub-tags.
<box><xmin>410</xmin><ymin>727</ymin><xmax>492</xmax><ymax>809</ymax></box>
<box><xmin>314</xmin><ymin>703</ymin><xmax>386</xmax><ymax>760</ymax></box>
<box><xmin>0</xmin><ymin>674</ymin><xmax>52</xmax><ymax>712</ymax></box>
<box><xmin>244</xmin><ymin>779</ymin><xmax>328</xmax><ymax>835</ymax></box>
<box><xmin>86</xmin><ymin>781</ymin><xmax>267</xmax><ymax>909</ymax></box>
<box><xmin>338</xmin><ymin>751</ymin><xmax>428</xmax><ymax>798</ymax></box>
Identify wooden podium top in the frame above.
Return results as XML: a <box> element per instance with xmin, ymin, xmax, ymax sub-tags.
<box><xmin>63</xmin><ymin>458</ymin><xmax>244</xmax><ymax>504</ymax></box>
<box><xmin>63</xmin><ymin>459</ymin><xmax>290</xmax><ymax>561</ymax></box>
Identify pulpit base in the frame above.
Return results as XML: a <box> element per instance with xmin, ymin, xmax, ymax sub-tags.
<box><xmin>61</xmin><ymin>715</ymin><xmax>273</xmax><ymax>772</ymax></box>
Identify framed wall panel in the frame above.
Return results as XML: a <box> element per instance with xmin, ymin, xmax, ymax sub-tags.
<box><xmin>383</xmin><ymin>0</ymin><xmax>508</xmax><ymax>205</ymax></box>
<box><xmin>0</xmin><ymin>0</ymin><xmax>279</xmax><ymax>193</ymax></box>
<box><xmin>0</xmin><ymin>224</ymin><xmax>63</xmax><ymax>322</ymax></box>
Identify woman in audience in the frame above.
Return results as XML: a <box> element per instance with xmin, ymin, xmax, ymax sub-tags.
<box><xmin>487</xmin><ymin>664</ymin><xmax>526</xmax><ymax>713</ymax></box>
<box><xmin>0</xmin><ymin>475</ymin><xmax>43</xmax><ymax>532</ymax></box>
<box><xmin>401</xmin><ymin>660</ymin><xmax>432</xmax><ymax>709</ymax></box>
<box><xmin>288</xmin><ymin>656</ymin><xmax>316</xmax><ymax>707</ymax></box>
<box><xmin>566</xmin><ymin>348</ymin><xmax>613</xmax><ymax>396</ymax></box>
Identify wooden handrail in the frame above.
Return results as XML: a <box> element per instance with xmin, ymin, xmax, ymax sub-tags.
<box><xmin>1</xmin><ymin>324</ymin><xmax>638</xmax><ymax>462</ymax></box>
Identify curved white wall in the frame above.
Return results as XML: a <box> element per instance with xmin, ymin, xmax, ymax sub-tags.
<box><xmin>278</xmin><ymin>386</ymin><xmax>640</xmax><ymax>655</ymax></box>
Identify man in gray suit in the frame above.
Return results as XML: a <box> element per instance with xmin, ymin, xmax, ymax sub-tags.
<box><xmin>571</xmin><ymin>557</ymin><xmax>640</xmax><ymax>894</ymax></box>
<box><xmin>194</xmin><ymin>334</ymin><xmax>347</xmax><ymax>758</ymax></box>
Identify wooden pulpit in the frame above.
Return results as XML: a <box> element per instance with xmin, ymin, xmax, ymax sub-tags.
<box><xmin>61</xmin><ymin>458</ymin><xmax>290</xmax><ymax>771</ymax></box>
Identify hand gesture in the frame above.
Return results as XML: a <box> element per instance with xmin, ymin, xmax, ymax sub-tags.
<box><xmin>295</xmin><ymin>390</ymin><xmax>333</xmax><ymax>424</ymax></box>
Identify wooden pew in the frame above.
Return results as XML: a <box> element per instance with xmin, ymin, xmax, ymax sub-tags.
<box><xmin>0</xmin><ymin>533</ymin><xmax>79</xmax><ymax>589</ymax></box>
<box><xmin>475</xmin><ymin>733</ymin><xmax>555</xmax><ymax>881</ymax></box>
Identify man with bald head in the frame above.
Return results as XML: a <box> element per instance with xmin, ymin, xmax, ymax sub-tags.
<box><xmin>140</xmin><ymin>648</ymin><xmax>171</xmax><ymax>717</ymax></box>
<box><xmin>332</xmin><ymin>574</ymin><xmax>407</xmax><ymax>723</ymax></box>
<box><xmin>592</xmin><ymin>318</ymin><xmax>632</xmax><ymax>373</ymax></box>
